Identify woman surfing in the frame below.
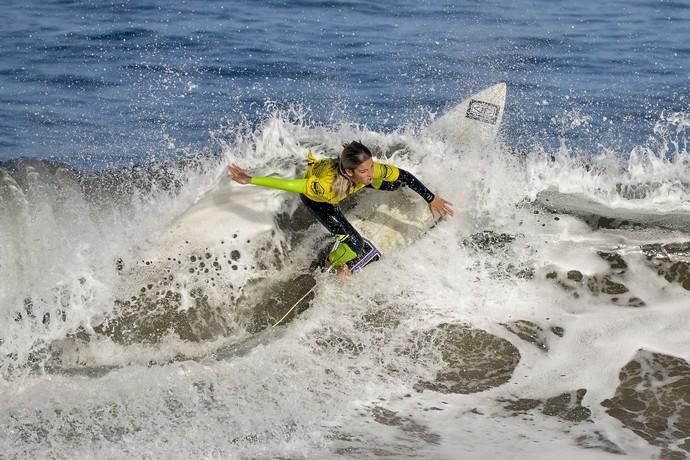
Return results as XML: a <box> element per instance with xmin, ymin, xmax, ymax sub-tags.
<box><xmin>228</xmin><ymin>141</ymin><xmax>453</xmax><ymax>275</ymax></box>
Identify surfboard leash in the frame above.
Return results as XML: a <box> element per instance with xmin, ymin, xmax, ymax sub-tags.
<box><xmin>271</xmin><ymin>283</ymin><xmax>318</xmax><ymax>328</ymax></box>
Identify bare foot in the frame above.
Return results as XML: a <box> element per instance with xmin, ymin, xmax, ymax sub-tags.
<box><xmin>335</xmin><ymin>264</ymin><xmax>352</xmax><ymax>279</ymax></box>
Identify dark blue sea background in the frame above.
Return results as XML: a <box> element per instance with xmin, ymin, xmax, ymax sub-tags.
<box><xmin>2</xmin><ymin>0</ymin><xmax>687</xmax><ymax>168</ymax></box>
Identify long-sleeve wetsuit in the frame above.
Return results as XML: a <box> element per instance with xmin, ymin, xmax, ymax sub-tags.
<box><xmin>248</xmin><ymin>152</ymin><xmax>435</xmax><ymax>268</ymax></box>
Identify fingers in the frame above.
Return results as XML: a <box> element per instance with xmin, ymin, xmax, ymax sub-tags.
<box><xmin>431</xmin><ymin>206</ymin><xmax>447</xmax><ymax>220</ymax></box>
<box><xmin>436</xmin><ymin>199</ymin><xmax>454</xmax><ymax>216</ymax></box>
<box><xmin>441</xmin><ymin>200</ymin><xmax>454</xmax><ymax>216</ymax></box>
<box><xmin>227</xmin><ymin>164</ymin><xmax>249</xmax><ymax>184</ymax></box>
<box><xmin>430</xmin><ymin>196</ymin><xmax>454</xmax><ymax>219</ymax></box>
<box><xmin>227</xmin><ymin>165</ymin><xmax>238</xmax><ymax>180</ymax></box>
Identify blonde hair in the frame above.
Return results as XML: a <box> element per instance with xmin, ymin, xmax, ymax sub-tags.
<box><xmin>331</xmin><ymin>141</ymin><xmax>372</xmax><ymax>200</ymax></box>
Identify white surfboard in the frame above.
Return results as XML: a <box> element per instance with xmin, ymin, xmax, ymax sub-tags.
<box><xmin>123</xmin><ymin>84</ymin><xmax>507</xmax><ymax>308</ymax></box>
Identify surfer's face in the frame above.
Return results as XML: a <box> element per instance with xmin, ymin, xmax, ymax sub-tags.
<box><xmin>347</xmin><ymin>157</ymin><xmax>374</xmax><ymax>185</ymax></box>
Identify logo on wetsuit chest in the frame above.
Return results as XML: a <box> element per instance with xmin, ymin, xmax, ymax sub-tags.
<box><xmin>379</xmin><ymin>164</ymin><xmax>393</xmax><ymax>179</ymax></box>
<box><xmin>311</xmin><ymin>181</ymin><xmax>325</xmax><ymax>196</ymax></box>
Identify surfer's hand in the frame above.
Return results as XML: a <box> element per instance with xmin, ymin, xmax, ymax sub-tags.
<box><xmin>228</xmin><ymin>164</ymin><xmax>252</xmax><ymax>184</ymax></box>
<box><xmin>429</xmin><ymin>196</ymin><xmax>454</xmax><ymax>219</ymax></box>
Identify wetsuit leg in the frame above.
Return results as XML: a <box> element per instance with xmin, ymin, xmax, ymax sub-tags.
<box><xmin>300</xmin><ymin>195</ymin><xmax>367</xmax><ymax>260</ymax></box>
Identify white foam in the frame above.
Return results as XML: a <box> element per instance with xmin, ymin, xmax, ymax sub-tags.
<box><xmin>525</xmin><ymin>112</ymin><xmax>690</xmax><ymax>212</ymax></box>
<box><xmin>2</xmin><ymin>106</ymin><xmax>689</xmax><ymax>459</ymax></box>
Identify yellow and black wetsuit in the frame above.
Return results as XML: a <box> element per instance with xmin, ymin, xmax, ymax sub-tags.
<box><xmin>249</xmin><ymin>152</ymin><xmax>435</xmax><ymax>268</ymax></box>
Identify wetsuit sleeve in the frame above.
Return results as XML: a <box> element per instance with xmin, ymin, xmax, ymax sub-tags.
<box><xmin>372</xmin><ymin>168</ymin><xmax>435</xmax><ymax>203</ymax></box>
<box><xmin>250</xmin><ymin>176</ymin><xmax>307</xmax><ymax>194</ymax></box>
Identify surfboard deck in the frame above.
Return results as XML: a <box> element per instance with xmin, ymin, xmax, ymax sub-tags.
<box><xmin>349</xmin><ymin>190</ymin><xmax>432</xmax><ymax>255</ymax></box>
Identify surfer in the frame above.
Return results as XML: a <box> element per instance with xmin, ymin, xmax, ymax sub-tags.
<box><xmin>228</xmin><ymin>141</ymin><xmax>454</xmax><ymax>275</ymax></box>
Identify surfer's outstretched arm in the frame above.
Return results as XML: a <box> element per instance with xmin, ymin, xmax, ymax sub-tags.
<box><xmin>373</xmin><ymin>168</ymin><xmax>454</xmax><ymax>219</ymax></box>
<box><xmin>228</xmin><ymin>164</ymin><xmax>307</xmax><ymax>194</ymax></box>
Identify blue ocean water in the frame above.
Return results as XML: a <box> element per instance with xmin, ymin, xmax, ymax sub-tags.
<box><xmin>1</xmin><ymin>0</ymin><xmax>687</xmax><ymax>168</ymax></box>
<box><xmin>1</xmin><ymin>2</ymin><xmax>690</xmax><ymax>459</ymax></box>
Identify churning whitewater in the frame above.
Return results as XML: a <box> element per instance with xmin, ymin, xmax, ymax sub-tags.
<box><xmin>1</xmin><ymin>106</ymin><xmax>689</xmax><ymax>458</ymax></box>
